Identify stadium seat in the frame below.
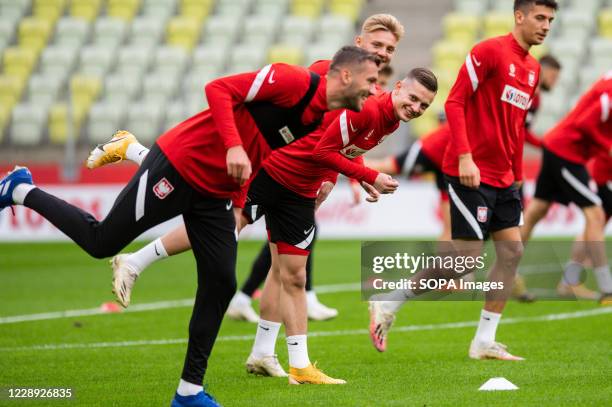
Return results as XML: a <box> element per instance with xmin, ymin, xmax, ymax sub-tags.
<box><xmin>192</xmin><ymin>44</ymin><xmax>229</xmax><ymax>74</ymax></box>
<box><xmin>153</xmin><ymin>46</ymin><xmax>189</xmax><ymax>76</ymax></box>
<box><xmin>130</xmin><ymin>17</ymin><xmax>165</xmax><ymax>46</ymax></box>
<box><xmin>70</xmin><ymin>74</ymin><xmax>102</xmax><ymax>126</ymax></box>
<box><xmin>48</xmin><ymin>103</ymin><xmax>69</xmax><ymax>144</ymax></box>
<box><xmin>202</xmin><ymin>15</ymin><xmax>242</xmax><ymax>46</ymax></box>
<box><xmin>166</xmin><ymin>16</ymin><xmax>202</xmax><ymax>50</ymax></box>
<box><xmin>185</xmin><ymin>93</ymin><xmax>208</xmax><ymax>116</ymax></box>
<box><xmin>268</xmin><ymin>44</ymin><xmax>303</xmax><ymax>64</ymax></box>
<box><xmin>107</xmin><ymin>0</ymin><xmax>142</xmax><ymax>21</ymax></box>
<box><xmin>93</xmin><ymin>18</ymin><xmax>128</xmax><ymax>48</ymax></box>
<box><xmin>126</xmin><ymin>102</ymin><xmax>164</xmax><ymax>143</ymax></box>
<box><xmin>40</xmin><ymin>45</ymin><xmax>79</xmax><ymax>81</ymax></box>
<box><xmin>18</xmin><ymin>17</ymin><xmax>53</xmax><ymax>54</ymax></box>
<box><xmin>78</xmin><ymin>45</ymin><xmax>116</xmax><ymax>77</ymax></box>
<box><xmin>9</xmin><ymin>103</ymin><xmax>48</xmax><ymax>146</ymax></box>
<box><xmin>163</xmin><ymin>101</ymin><xmax>186</xmax><ymax>131</ymax></box>
<box><xmin>329</xmin><ymin>0</ymin><xmax>364</xmax><ymax>22</ymax></box>
<box><xmin>291</xmin><ymin>0</ymin><xmax>324</xmax><ymax>18</ymax></box>
<box><xmin>182</xmin><ymin>71</ymin><xmax>216</xmax><ymax>95</ymax></box>
<box><xmin>229</xmin><ymin>45</ymin><xmax>267</xmax><ymax>73</ymax></box>
<box><xmin>216</xmin><ymin>0</ymin><xmax>251</xmax><ymax>16</ymax></box>
<box><xmin>254</xmin><ymin>0</ymin><xmax>288</xmax><ymax>18</ymax></box>
<box><xmin>33</xmin><ymin>0</ymin><xmax>66</xmax><ymax>24</ymax></box>
<box><xmin>104</xmin><ymin>72</ymin><xmax>143</xmax><ymax>103</ymax></box>
<box><xmin>453</xmin><ymin>0</ymin><xmax>488</xmax><ymax>16</ymax></box>
<box><xmin>305</xmin><ymin>42</ymin><xmax>338</xmax><ymax>65</ymax></box>
<box><xmin>28</xmin><ymin>73</ymin><xmax>64</xmax><ymax>106</ymax></box>
<box><xmin>3</xmin><ymin>47</ymin><xmax>38</xmax><ymax>82</ymax></box>
<box><xmin>0</xmin><ymin>103</ymin><xmax>11</xmax><ymax>140</ymax></box>
<box><xmin>318</xmin><ymin>14</ymin><xmax>353</xmax><ymax>43</ymax></box>
<box><xmin>600</xmin><ymin>9</ymin><xmax>612</xmax><ymax>37</ymax></box>
<box><xmin>87</xmin><ymin>100</ymin><xmax>128</xmax><ymax>143</ymax></box>
<box><xmin>529</xmin><ymin>43</ymin><xmax>548</xmax><ymax>60</ymax></box>
<box><xmin>0</xmin><ymin>18</ymin><xmax>18</xmax><ymax>44</ymax></box>
<box><xmin>280</xmin><ymin>16</ymin><xmax>314</xmax><ymax>46</ymax></box>
<box><xmin>549</xmin><ymin>37</ymin><xmax>586</xmax><ymax>67</ymax></box>
<box><xmin>0</xmin><ymin>74</ymin><xmax>26</xmax><ymax>111</ymax></box>
<box><xmin>0</xmin><ymin>0</ymin><xmax>31</xmax><ymax>19</ymax></box>
<box><xmin>54</xmin><ymin>17</ymin><xmax>91</xmax><ymax>47</ymax></box>
<box><xmin>432</xmin><ymin>40</ymin><xmax>470</xmax><ymax>72</ymax></box>
<box><xmin>569</xmin><ymin>0</ymin><xmax>603</xmax><ymax>15</ymax></box>
<box><xmin>242</xmin><ymin>15</ymin><xmax>279</xmax><ymax>47</ymax></box>
<box><xmin>69</xmin><ymin>0</ymin><xmax>103</xmax><ymax>22</ymax></box>
<box><xmin>142</xmin><ymin>71</ymin><xmax>180</xmax><ymax>102</ymax></box>
<box><xmin>490</xmin><ymin>0</ymin><xmax>515</xmax><ymax>13</ymax></box>
<box><xmin>179</xmin><ymin>0</ymin><xmax>214</xmax><ymax>22</ymax></box>
<box><xmin>143</xmin><ymin>0</ymin><xmax>177</xmax><ymax>19</ymax></box>
<box><xmin>590</xmin><ymin>37</ymin><xmax>612</xmax><ymax>70</ymax></box>
<box><xmin>116</xmin><ymin>45</ymin><xmax>153</xmax><ymax>76</ymax></box>
<box><xmin>443</xmin><ymin>13</ymin><xmax>480</xmax><ymax>43</ymax></box>
<box><xmin>579</xmin><ymin>66</ymin><xmax>607</xmax><ymax>93</ymax></box>
<box><xmin>483</xmin><ymin>13</ymin><xmax>514</xmax><ymax>38</ymax></box>
<box><xmin>557</xmin><ymin>9</ymin><xmax>595</xmax><ymax>41</ymax></box>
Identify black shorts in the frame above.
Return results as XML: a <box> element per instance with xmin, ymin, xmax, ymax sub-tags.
<box><xmin>446</xmin><ymin>176</ymin><xmax>522</xmax><ymax>240</ymax></box>
<box><xmin>245</xmin><ymin>169</ymin><xmax>315</xmax><ymax>254</ymax></box>
<box><xmin>598</xmin><ymin>182</ymin><xmax>612</xmax><ymax>218</ymax></box>
<box><xmin>534</xmin><ymin>148</ymin><xmax>602</xmax><ymax>208</ymax></box>
<box><xmin>395</xmin><ymin>140</ymin><xmax>447</xmax><ymax>193</ymax></box>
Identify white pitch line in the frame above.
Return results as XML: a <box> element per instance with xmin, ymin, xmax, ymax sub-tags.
<box><xmin>0</xmin><ymin>283</ymin><xmax>361</xmax><ymax>325</ymax></box>
<box><xmin>1</xmin><ymin>307</ymin><xmax>609</xmax><ymax>353</ymax></box>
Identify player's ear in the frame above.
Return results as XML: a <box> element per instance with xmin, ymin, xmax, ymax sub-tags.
<box><xmin>354</xmin><ymin>35</ymin><xmax>363</xmax><ymax>47</ymax></box>
<box><xmin>341</xmin><ymin>68</ymin><xmax>352</xmax><ymax>85</ymax></box>
<box><xmin>514</xmin><ymin>8</ymin><xmax>525</xmax><ymax>24</ymax></box>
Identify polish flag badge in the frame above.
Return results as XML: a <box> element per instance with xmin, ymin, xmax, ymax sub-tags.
<box><xmin>153</xmin><ymin>178</ymin><xmax>174</xmax><ymax>199</ymax></box>
<box><xmin>477</xmin><ymin>206</ymin><xmax>488</xmax><ymax>223</ymax></box>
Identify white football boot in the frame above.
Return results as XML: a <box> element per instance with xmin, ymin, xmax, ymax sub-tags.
<box><xmin>226</xmin><ymin>292</ymin><xmax>259</xmax><ymax>323</ymax></box>
<box><xmin>469</xmin><ymin>340</ymin><xmax>525</xmax><ymax>361</ymax></box>
<box><xmin>306</xmin><ymin>291</ymin><xmax>338</xmax><ymax>321</ymax></box>
<box><xmin>111</xmin><ymin>254</ymin><xmax>139</xmax><ymax>308</ymax></box>
<box><xmin>245</xmin><ymin>354</ymin><xmax>287</xmax><ymax>377</ymax></box>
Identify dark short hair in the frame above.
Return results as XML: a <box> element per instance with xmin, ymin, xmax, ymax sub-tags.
<box><xmin>539</xmin><ymin>54</ymin><xmax>561</xmax><ymax>70</ymax></box>
<box><xmin>406</xmin><ymin>68</ymin><xmax>438</xmax><ymax>93</ymax></box>
<box><xmin>379</xmin><ymin>65</ymin><xmax>394</xmax><ymax>76</ymax></box>
<box><xmin>514</xmin><ymin>0</ymin><xmax>558</xmax><ymax>12</ymax></box>
<box><xmin>329</xmin><ymin>45</ymin><xmax>381</xmax><ymax>72</ymax></box>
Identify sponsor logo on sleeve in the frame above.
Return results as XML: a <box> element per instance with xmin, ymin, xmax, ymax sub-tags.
<box><xmin>501</xmin><ymin>85</ymin><xmax>530</xmax><ymax>110</ymax></box>
<box><xmin>153</xmin><ymin>178</ymin><xmax>174</xmax><ymax>199</ymax></box>
<box><xmin>340</xmin><ymin>144</ymin><xmax>368</xmax><ymax>158</ymax></box>
<box><xmin>279</xmin><ymin>126</ymin><xmax>295</xmax><ymax>144</ymax></box>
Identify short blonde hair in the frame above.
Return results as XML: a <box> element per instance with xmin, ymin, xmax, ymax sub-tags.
<box><xmin>361</xmin><ymin>14</ymin><xmax>405</xmax><ymax>41</ymax></box>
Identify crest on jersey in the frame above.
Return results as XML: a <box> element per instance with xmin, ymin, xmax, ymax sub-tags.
<box><xmin>477</xmin><ymin>206</ymin><xmax>488</xmax><ymax>223</ymax></box>
<box><xmin>528</xmin><ymin>71</ymin><xmax>536</xmax><ymax>87</ymax></box>
<box><xmin>509</xmin><ymin>63</ymin><xmax>516</xmax><ymax>77</ymax></box>
<box><xmin>153</xmin><ymin>178</ymin><xmax>174</xmax><ymax>199</ymax></box>
<box><xmin>278</xmin><ymin>126</ymin><xmax>295</xmax><ymax>144</ymax></box>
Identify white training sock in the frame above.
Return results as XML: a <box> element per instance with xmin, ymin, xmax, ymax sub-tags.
<box><xmin>593</xmin><ymin>265</ymin><xmax>612</xmax><ymax>293</ymax></box>
<box><xmin>286</xmin><ymin>335</ymin><xmax>310</xmax><ymax>369</ymax></box>
<box><xmin>12</xmin><ymin>184</ymin><xmax>36</xmax><ymax>205</ymax></box>
<box><xmin>563</xmin><ymin>261</ymin><xmax>584</xmax><ymax>285</ymax></box>
<box><xmin>176</xmin><ymin>379</ymin><xmax>202</xmax><ymax>396</ymax></box>
<box><xmin>474</xmin><ymin>309</ymin><xmax>502</xmax><ymax>344</ymax></box>
<box><xmin>126</xmin><ymin>143</ymin><xmax>149</xmax><ymax>166</ymax></box>
<box><xmin>126</xmin><ymin>238</ymin><xmax>168</xmax><ymax>276</ymax></box>
<box><xmin>251</xmin><ymin>319</ymin><xmax>281</xmax><ymax>358</ymax></box>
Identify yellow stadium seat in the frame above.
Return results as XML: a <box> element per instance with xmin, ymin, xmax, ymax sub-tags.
<box><xmin>443</xmin><ymin>13</ymin><xmax>480</xmax><ymax>43</ymax></box>
<box><xmin>18</xmin><ymin>18</ymin><xmax>53</xmax><ymax>53</ymax></box>
<box><xmin>530</xmin><ymin>44</ymin><xmax>548</xmax><ymax>60</ymax></box>
<box><xmin>411</xmin><ymin>112</ymin><xmax>438</xmax><ymax>137</ymax></box>
<box><xmin>483</xmin><ymin>12</ymin><xmax>513</xmax><ymax>39</ymax></box>
<box><xmin>180</xmin><ymin>0</ymin><xmax>214</xmax><ymax>21</ymax></box>
<box><xmin>0</xmin><ymin>75</ymin><xmax>26</xmax><ymax>110</ymax></box>
<box><xmin>70</xmin><ymin>75</ymin><xmax>102</xmax><ymax>128</ymax></box>
<box><xmin>70</xmin><ymin>0</ymin><xmax>103</xmax><ymax>22</ymax></box>
<box><xmin>291</xmin><ymin>0</ymin><xmax>324</xmax><ymax>18</ymax></box>
<box><xmin>432</xmin><ymin>40</ymin><xmax>471</xmax><ymax>73</ymax></box>
<box><xmin>329</xmin><ymin>0</ymin><xmax>363</xmax><ymax>22</ymax></box>
<box><xmin>107</xmin><ymin>0</ymin><xmax>141</xmax><ymax>21</ymax></box>
<box><xmin>433</xmin><ymin>67</ymin><xmax>459</xmax><ymax>95</ymax></box>
<box><xmin>600</xmin><ymin>9</ymin><xmax>612</xmax><ymax>38</ymax></box>
<box><xmin>49</xmin><ymin>103</ymin><xmax>69</xmax><ymax>144</ymax></box>
<box><xmin>167</xmin><ymin>17</ymin><xmax>202</xmax><ymax>50</ymax></box>
<box><xmin>268</xmin><ymin>44</ymin><xmax>303</xmax><ymax>65</ymax></box>
<box><xmin>33</xmin><ymin>0</ymin><xmax>66</xmax><ymax>23</ymax></box>
<box><xmin>0</xmin><ymin>103</ymin><xmax>10</xmax><ymax>140</ymax></box>
<box><xmin>3</xmin><ymin>47</ymin><xmax>38</xmax><ymax>81</ymax></box>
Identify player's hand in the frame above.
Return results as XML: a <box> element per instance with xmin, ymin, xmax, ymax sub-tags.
<box><xmin>226</xmin><ymin>145</ymin><xmax>251</xmax><ymax>185</ymax></box>
<box><xmin>373</xmin><ymin>173</ymin><xmax>399</xmax><ymax>194</ymax></box>
<box><xmin>514</xmin><ymin>180</ymin><xmax>523</xmax><ymax>189</ymax></box>
<box><xmin>361</xmin><ymin>181</ymin><xmax>380</xmax><ymax>202</ymax></box>
<box><xmin>349</xmin><ymin>179</ymin><xmax>362</xmax><ymax>205</ymax></box>
<box><xmin>458</xmin><ymin>154</ymin><xmax>480</xmax><ymax>188</ymax></box>
<box><xmin>315</xmin><ymin>181</ymin><xmax>335</xmax><ymax>211</ymax></box>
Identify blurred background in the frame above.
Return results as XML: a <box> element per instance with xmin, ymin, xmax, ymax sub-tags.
<box><xmin>0</xmin><ymin>0</ymin><xmax>610</xmax><ymax>239</ymax></box>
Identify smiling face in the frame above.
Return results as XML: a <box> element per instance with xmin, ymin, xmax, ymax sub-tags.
<box><xmin>515</xmin><ymin>4</ymin><xmax>555</xmax><ymax>46</ymax></box>
<box><xmin>392</xmin><ymin>78</ymin><xmax>436</xmax><ymax>122</ymax></box>
<box><xmin>355</xmin><ymin>29</ymin><xmax>398</xmax><ymax>69</ymax></box>
<box><xmin>340</xmin><ymin>60</ymin><xmax>380</xmax><ymax>111</ymax></box>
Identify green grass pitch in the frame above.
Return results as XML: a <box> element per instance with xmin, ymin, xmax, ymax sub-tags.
<box><xmin>0</xmin><ymin>241</ymin><xmax>610</xmax><ymax>406</ymax></box>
